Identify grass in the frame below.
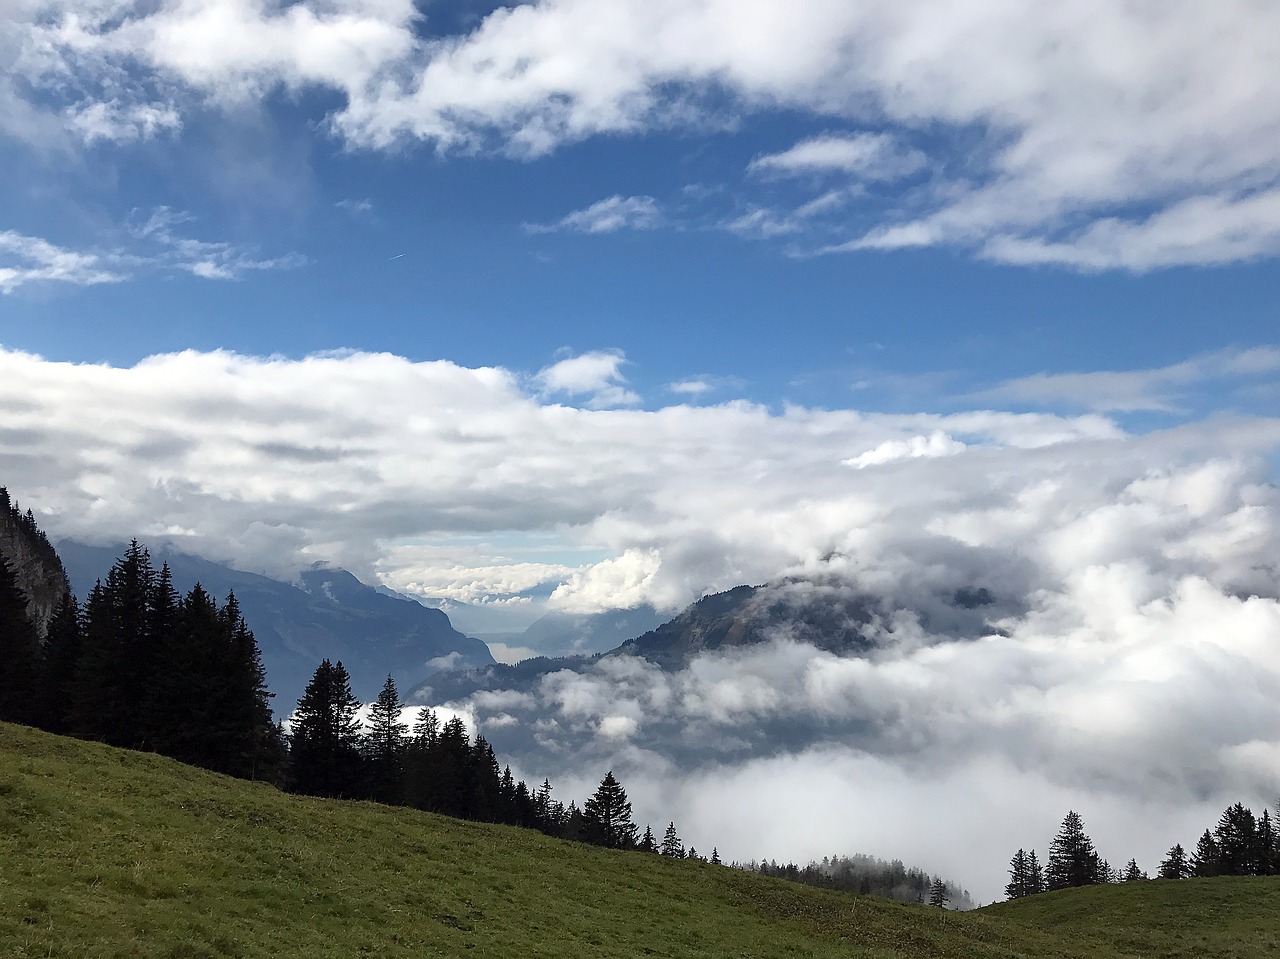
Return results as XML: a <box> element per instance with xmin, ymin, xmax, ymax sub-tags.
<box><xmin>2</xmin><ymin>722</ymin><xmax>1277</xmax><ymax>959</ymax></box>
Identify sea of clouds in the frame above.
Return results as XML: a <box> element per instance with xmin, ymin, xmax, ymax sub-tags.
<box><xmin>2</xmin><ymin>344</ymin><xmax>1277</xmax><ymax>901</ymax></box>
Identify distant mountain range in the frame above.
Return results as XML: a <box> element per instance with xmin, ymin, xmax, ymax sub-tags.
<box><xmin>58</xmin><ymin>542</ymin><xmax>494</xmax><ymax>709</ymax></box>
<box><xmin>411</xmin><ymin>580</ymin><xmax>892</xmax><ymax>703</ymax></box>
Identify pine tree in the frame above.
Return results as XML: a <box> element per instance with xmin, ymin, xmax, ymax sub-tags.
<box><xmin>710</xmin><ymin>847</ymin><xmax>722</xmax><ymax>865</ymax></box>
<box><xmin>1255</xmin><ymin>809</ymin><xmax>1277</xmax><ymax>876</ymax></box>
<box><xmin>1046</xmin><ymin>811</ymin><xmax>1102</xmax><ymax>890</ymax></box>
<box><xmin>661</xmin><ymin>821</ymin><xmax>683</xmax><ymax>858</ymax></box>
<box><xmin>1158</xmin><ymin>843</ymin><xmax>1190</xmax><ymax>879</ymax></box>
<box><xmin>290</xmin><ymin>659</ymin><xmax>364</xmax><ymax>798</ymax></box>
<box><xmin>364</xmin><ymin>674</ymin><xmax>407</xmax><ymax>804</ymax></box>
<box><xmin>1122</xmin><ymin>859</ymin><xmax>1145</xmax><ymax>881</ymax></box>
<box><xmin>583</xmin><ymin>771</ymin><xmax>638</xmax><ymax>849</ymax></box>
<box><xmin>928</xmin><ymin>877</ymin><xmax>949</xmax><ymax>908</ymax></box>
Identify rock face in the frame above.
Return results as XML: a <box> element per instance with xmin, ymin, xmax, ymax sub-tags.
<box><xmin>0</xmin><ymin>489</ymin><xmax>70</xmax><ymax>638</ymax></box>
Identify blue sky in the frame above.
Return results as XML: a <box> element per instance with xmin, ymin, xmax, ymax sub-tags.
<box><xmin>4</xmin><ymin>1</ymin><xmax>1280</xmax><ymax>894</ymax></box>
<box><xmin>3</xmin><ymin>1</ymin><xmax>1279</xmax><ymax>421</ymax></box>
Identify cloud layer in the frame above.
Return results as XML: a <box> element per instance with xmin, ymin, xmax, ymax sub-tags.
<box><xmin>2</xmin><ymin>343</ymin><xmax>1278</xmax><ymax>900</ymax></box>
<box><xmin>7</xmin><ymin>1</ymin><xmax>1280</xmax><ymax>269</ymax></box>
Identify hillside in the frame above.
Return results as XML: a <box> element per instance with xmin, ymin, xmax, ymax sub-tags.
<box><xmin>3</xmin><ymin>725</ymin><xmax>1278</xmax><ymax>959</ymax></box>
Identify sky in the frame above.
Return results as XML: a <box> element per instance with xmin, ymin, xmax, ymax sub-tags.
<box><xmin>3</xmin><ymin>0</ymin><xmax>1280</xmax><ymax>903</ymax></box>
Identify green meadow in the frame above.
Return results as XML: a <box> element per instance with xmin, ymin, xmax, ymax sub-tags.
<box><xmin>2</xmin><ymin>723</ymin><xmax>1276</xmax><ymax>959</ymax></box>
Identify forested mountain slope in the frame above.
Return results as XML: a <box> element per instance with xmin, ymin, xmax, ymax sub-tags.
<box><xmin>3</xmin><ymin>723</ymin><xmax>1277</xmax><ymax>959</ymax></box>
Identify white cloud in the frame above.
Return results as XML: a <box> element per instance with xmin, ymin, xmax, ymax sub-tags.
<box><xmin>528</xmin><ymin>195</ymin><xmax>661</xmax><ymax>234</ymax></box>
<box><xmin>534</xmin><ymin>349</ymin><xmax>641</xmax><ymax>408</ymax></box>
<box><xmin>65</xmin><ymin>98</ymin><xmax>181</xmax><ymax>144</ymax></box>
<box><xmin>0</xmin><ymin>230</ymin><xmax>124</xmax><ymax>292</ymax></box>
<box><xmin>667</xmin><ymin>380</ymin><xmax>712</xmax><ymax>396</ymax></box>
<box><xmin>749</xmin><ymin>133</ymin><xmax>926</xmax><ymax>180</ymax></box>
<box><xmin>8</xmin><ymin>2</ymin><xmax>1280</xmax><ymax>268</ymax></box>
<box><xmin>5</xmin><ymin>343</ymin><xmax>1280</xmax><ymax>901</ymax></box>
<box><xmin>978</xmin><ymin>347</ymin><xmax>1280</xmax><ymax>413</ymax></box>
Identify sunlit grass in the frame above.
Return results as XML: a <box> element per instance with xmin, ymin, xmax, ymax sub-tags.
<box><xmin>2</xmin><ymin>723</ymin><xmax>1277</xmax><ymax>958</ymax></box>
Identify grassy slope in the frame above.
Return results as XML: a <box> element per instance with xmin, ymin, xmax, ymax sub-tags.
<box><xmin>2</xmin><ymin>724</ymin><xmax>1277</xmax><ymax>959</ymax></box>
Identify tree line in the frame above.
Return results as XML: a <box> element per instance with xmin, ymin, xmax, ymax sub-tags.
<box><xmin>746</xmin><ymin>854</ymin><xmax>973</xmax><ymax>909</ymax></box>
<box><xmin>1006</xmin><ymin>803</ymin><xmax>1280</xmax><ymax>899</ymax></box>
<box><xmin>0</xmin><ymin>529</ymin><xmax>716</xmax><ymax>863</ymax></box>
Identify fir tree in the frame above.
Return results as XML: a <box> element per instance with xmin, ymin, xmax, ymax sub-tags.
<box><xmin>583</xmin><ymin>771</ymin><xmax>638</xmax><ymax>849</ymax></box>
<box><xmin>928</xmin><ymin>877</ymin><xmax>949</xmax><ymax>908</ymax></box>
<box><xmin>1005</xmin><ymin>849</ymin><xmax>1036</xmax><ymax>900</ymax></box>
<box><xmin>1122</xmin><ymin>859</ymin><xmax>1146</xmax><ymax>881</ymax></box>
<box><xmin>1026</xmin><ymin>850</ymin><xmax>1044</xmax><ymax>894</ymax></box>
<box><xmin>1214</xmin><ymin>802</ymin><xmax>1257</xmax><ymax>876</ymax></box>
<box><xmin>0</xmin><ymin>553</ymin><xmax>40</xmax><ymax>724</ymax></box>
<box><xmin>364</xmin><ymin>674</ymin><xmax>407</xmax><ymax>803</ymax></box>
<box><xmin>639</xmin><ymin>824</ymin><xmax>658</xmax><ymax>853</ymax></box>
<box><xmin>290</xmin><ymin>659</ymin><xmax>364</xmax><ymax>798</ymax></box>
<box><xmin>1158</xmin><ymin>843</ymin><xmax>1190</xmax><ymax>880</ymax></box>
<box><xmin>710</xmin><ymin>847</ymin><xmax>722</xmax><ymax>865</ymax></box>
<box><xmin>35</xmin><ymin>591</ymin><xmax>81</xmax><ymax>733</ymax></box>
<box><xmin>1046</xmin><ymin>811</ymin><xmax>1102</xmax><ymax>890</ymax></box>
<box><xmin>1191</xmin><ymin>829</ymin><xmax>1220</xmax><ymax>878</ymax></box>
<box><xmin>661</xmin><ymin>821</ymin><xmax>684</xmax><ymax>858</ymax></box>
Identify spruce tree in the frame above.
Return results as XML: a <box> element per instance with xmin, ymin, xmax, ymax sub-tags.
<box><xmin>639</xmin><ymin>824</ymin><xmax>658</xmax><ymax>853</ymax></box>
<box><xmin>1046</xmin><ymin>811</ymin><xmax>1102</xmax><ymax>889</ymax></box>
<box><xmin>36</xmin><ymin>591</ymin><xmax>81</xmax><ymax>733</ymax></box>
<box><xmin>710</xmin><ymin>847</ymin><xmax>721</xmax><ymax>865</ymax></box>
<box><xmin>364</xmin><ymin>674</ymin><xmax>407</xmax><ymax>804</ymax></box>
<box><xmin>661</xmin><ymin>821</ymin><xmax>683</xmax><ymax>857</ymax></box>
<box><xmin>928</xmin><ymin>877</ymin><xmax>949</xmax><ymax>908</ymax></box>
<box><xmin>1191</xmin><ymin>829</ymin><xmax>1220</xmax><ymax>877</ymax></box>
<box><xmin>0</xmin><ymin>553</ymin><xmax>40</xmax><ymax>724</ymax></box>
<box><xmin>1158</xmin><ymin>843</ymin><xmax>1190</xmax><ymax>879</ymax></box>
<box><xmin>583</xmin><ymin>771</ymin><xmax>638</xmax><ymax>849</ymax></box>
<box><xmin>1026</xmin><ymin>850</ymin><xmax>1044</xmax><ymax>894</ymax></box>
<box><xmin>1214</xmin><ymin>802</ymin><xmax>1257</xmax><ymax>875</ymax></box>
<box><xmin>1005</xmin><ymin>849</ymin><xmax>1034</xmax><ymax>900</ymax></box>
<box><xmin>1122</xmin><ymin>858</ymin><xmax>1145</xmax><ymax>881</ymax></box>
<box><xmin>290</xmin><ymin>659</ymin><xmax>364</xmax><ymax>798</ymax></box>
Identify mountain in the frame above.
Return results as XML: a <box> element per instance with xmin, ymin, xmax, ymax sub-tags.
<box><xmin>411</xmin><ymin>580</ymin><xmax>885</xmax><ymax>703</ymax></box>
<box><xmin>0</xmin><ymin>488</ymin><xmax>70</xmax><ymax>638</ymax></box>
<box><xmin>517</xmin><ymin>605</ymin><xmax>668</xmax><ymax>656</ymax></box>
<box><xmin>4</xmin><ymin>722</ymin><xmax>1276</xmax><ymax>959</ymax></box>
<box><xmin>57</xmin><ymin>542</ymin><xmax>493</xmax><ymax>707</ymax></box>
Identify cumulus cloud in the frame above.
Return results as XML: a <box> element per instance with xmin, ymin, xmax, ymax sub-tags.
<box><xmin>528</xmin><ymin>195</ymin><xmax>661</xmax><ymax>234</ymax></box>
<box><xmin>7</xmin><ymin>2</ymin><xmax>1280</xmax><ymax>268</ymax></box>
<box><xmin>534</xmin><ymin>349</ymin><xmax>641</xmax><ymax>408</ymax></box>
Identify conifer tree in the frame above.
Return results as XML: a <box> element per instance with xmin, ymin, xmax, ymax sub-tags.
<box><xmin>1214</xmin><ymin>802</ymin><xmax>1257</xmax><ymax>875</ymax></box>
<box><xmin>364</xmin><ymin>674</ymin><xmax>407</xmax><ymax>804</ymax></box>
<box><xmin>36</xmin><ymin>591</ymin><xmax>81</xmax><ymax>733</ymax></box>
<box><xmin>1026</xmin><ymin>850</ymin><xmax>1044</xmax><ymax>894</ymax></box>
<box><xmin>290</xmin><ymin>659</ymin><xmax>363</xmax><ymax>798</ymax></box>
<box><xmin>1005</xmin><ymin>849</ymin><xmax>1035</xmax><ymax>900</ymax></box>
<box><xmin>583</xmin><ymin>771</ymin><xmax>638</xmax><ymax>849</ymax></box>
<box><xmin>1158</xmin><ymin>843</ymin><xmax>1190</xmax><ymax>879</ymax></box>
<box><xmin>928</xmin><ymin>877</ymin><xmax>949</xmax><ymax>908</ymax></box>
<box><xmin>710</xmin><ymin>847</ymin><xmax>722</xmax><ymax>865</ymax></box>
<box><xmin>1191</xmin><ymin>829</ymin><xmax>1220</xmax><ymax>877</ymax></box>
<box><xmin>0</xmin><ymin>553</ymin><xmax>40</xmax><ymax>724</ymax></box>
<box><xmin>1122</xmin><ymin>859</ymin><xmax>1145</xmax><ymax>881</ymax></box>
<box><xmin>1046</xmin><ymin>811</ymin><xmax>1102</xmax><ymax>889</ymax></box>
<box><xmin>661</xmin><ymin>821</ymin><xmax>684</xmax><ymax>858</ymax></box>
<box><xmin>1255</xmin><ymin>809</ymin><xmax>1277</xmax><ymax>876</ymax></box>
<box><xmin>639</xmin><ymin>824</ymin><xmax>658</xmax><ymax>853</ymax></box>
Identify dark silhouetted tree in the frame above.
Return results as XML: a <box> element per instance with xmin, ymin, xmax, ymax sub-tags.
<box><xmin>639</xmin><ymin>824</ymin><xmax>658</xmax><ymax>853</ymax></box>
<box><xmin>1158</xmin><ymin>843</ymin><xmax>1190</xmax><ymax>880</ymax></box>
<box><xmin>928</xmin><ymin>877</ymin><xmax>949</xmax><ymax>908</ymax></box>
<box><xmin>290</xmin><ymin>659</ymin><xmax>363</xmax><ymax>798</ymax></box>
<box><xmin>661</xmin><ymin>821</ymin><xmax>683</xmax><ymax>858</ymax></box>
<box><xmin>1046</xmin><ymin>811</ymin><xmax>1102</xmax><ymax>890</ymax></box>
<box><xmin>583</xmin><ymin>771</ymin><xmax>638</xmax><ymax>849</ymax></box>
<box><xmin>1191</xmin><ymin>829</ymin><xmax>1220</xmax><ymax>878</ymax></box>
<box><xmin>364</xmin><ymin>674</ymin><xmax>407</xmax><ymax>803</ymax></box>
<box><xmin>0</xmin><ymin>553</ymin><xmax>40</xmax><ymax>724</ymax></box>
